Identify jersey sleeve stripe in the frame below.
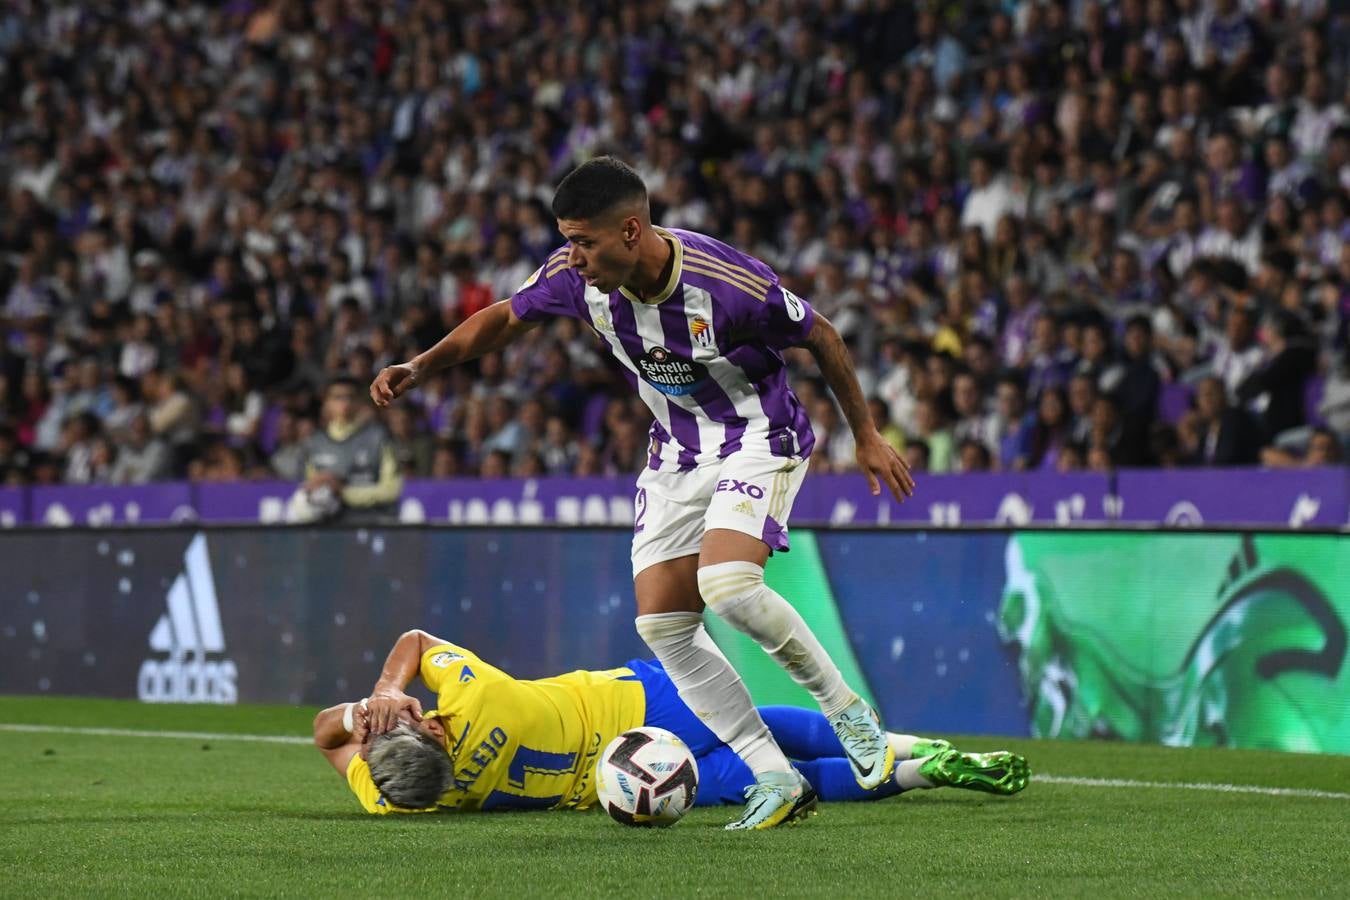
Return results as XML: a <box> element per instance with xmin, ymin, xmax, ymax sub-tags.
<box><xmin>682</xmin><ymin>262</ymin><xmax>768</xmax><ymax>301</ymax></box>
<box><xmin>684</xmin><ymin>246</ymin><xmax>772</xmax><ymax>288</ymax></box>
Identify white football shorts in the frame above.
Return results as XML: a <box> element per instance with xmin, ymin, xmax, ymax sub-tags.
<box><xmin>630</xmin><ymin>452</ymin><xmax>810</xmax><ymax>577</ymax></box>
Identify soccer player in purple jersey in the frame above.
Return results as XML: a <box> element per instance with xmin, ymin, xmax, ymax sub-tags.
<box><xmin>371</xmin><ymin>157</ymin><xmax>915</xmax><ymax>829</ymax></box>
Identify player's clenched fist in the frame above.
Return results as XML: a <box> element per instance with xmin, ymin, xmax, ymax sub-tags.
<box><xmin>370</xmin><ymin>363</ymin><xmax>418</xmax><ymax>407</ymax></box>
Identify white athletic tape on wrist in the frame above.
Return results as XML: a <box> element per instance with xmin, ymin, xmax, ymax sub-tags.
<box><xmin>341</xmin><ymin>697</ymin><xmax>369</xmax><ymax>733</ymax></box>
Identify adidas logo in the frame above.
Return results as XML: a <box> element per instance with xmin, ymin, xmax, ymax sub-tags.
<box><xmin>732</xmin><ymin>500</ymin><xmax>755</xmax><ymax>516</ymax></box>
<box><xmin>137</xmin><ymin>534</ymin><xmax>238</xmax><ymax>704</ymax></box>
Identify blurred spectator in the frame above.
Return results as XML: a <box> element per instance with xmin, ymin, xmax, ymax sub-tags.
<box><xmin>1179</xmin><ymin>376</ymin><xmax>1262</xmax><ymax>465</ymax></box>
<box><xmin>1021</xmin><ymin>386</ymin><xmax>1072</xmax><ymax>471</ymax></box>
<box><xmin>866</xmin><ymin>397</ymin><xmax>906</xmax><ymax>456</ymax></box>
<box><xmin>810</xmin><ymin>397</ymin><xmax>856</xmax><ymax>472</ymax></box>
<box><xmin>1260</xmin><ymin>426</ymin><xmax>1344</xmax><ymax>468</ymax></box>
<box><xmin>110</xmin><ymin>414</ymin><xmax>171</xmax><ymax>485</ymax></box>
<box><xmin>1211</xmin><ymin>305</ymin><xmax>1266</xmax><ymax>399</ymax></box>
<box><xmin>1089</xmin><ymin>393</ymin><xmax>1148</xmax><ymax>468</ymax></box>
<box><xmin>910</xmin><ymin>397</ymin><xmax>954</xmax><ymax>474</ymax></box>
<box><xmin>956</xmin><ymin>436</ymin><xmax>993</xmax><ymax>473</ymax></box>
<box><xmin>0</xmin><ymin>424</ymin><xmax>26</xmax><ymax>484</ymax></box>
<box><xmin>386</xmin><ymin>406</ymin><xmax>435</xmax><ymax>478</ymax></box>
<box><xmin>1319</xmin><ymin>354</ymin><xmax>1350</xmax><ymax>438</ymax></box>
<box><xmin>1066</xmin><ymin>372</ymin><xmax>1100</xmax><ymax>447</ymax></box>
<box><xmin>538</xmin><ymin>415</ymin><xmax>580</xmax><ymax>475</ymax></box>
<box><xmin>1025</xmin><ymin>313</ymin><xmax>1078</xmax><ymax>401</ymax></box>
<box><xmin>142</xmin><ymin>370</ymin><xmax>199</xmax><ymax>473</ymax></box>
<box><xmin>903</xmin><ymin>439</ymin><xmax>931</xmax><ymax>475</ymax></box>
<box><xmin>1102</xmin><ymin>315</ymin><xmax>1165</xmax><ymax>435</ymax></box>
<box><xmin>286</xmin><ymin>377</ymin><xmax>401</xmax><ymax>523</ymax></box>
<box><xmin>269</xmin><ymin>410</ymin><xmax>314</xmax><ymax>482</ymax></box>
<box><xmin>1235</xmin><ymin>310</ymin><xmax>1318</xmax><ymax>441</ymax></box>
<box><xmin>993</xmin><ymin>373</ymin><xmax>1032</xmax><ymax>468</ymax></box>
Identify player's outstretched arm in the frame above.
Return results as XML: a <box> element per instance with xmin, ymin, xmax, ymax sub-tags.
<box><xmin>370</xmin><ymin>301</ymin><xmax>539</xmax><ymax>407</ymax></box>
<box><xmin>801</xmin><ymin>313</ymin><xmax>916</xmax><ymax>502</ymax></box>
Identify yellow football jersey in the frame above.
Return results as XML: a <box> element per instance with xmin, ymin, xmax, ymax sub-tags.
<box><xmin>346</xmin><ymin>642</ymin><xmax>646</xmax><ymax>814</ymax></box>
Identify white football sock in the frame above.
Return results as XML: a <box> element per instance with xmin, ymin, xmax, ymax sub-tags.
<box><xmin>895</xmin><ymin>758</ymin><xmax>937</xmax><ymax>790</ymax></box>
<box><xmin>635</xmin><ymin>611</ymin><xmax>793</xmax><ymax>775</ymax></box>
<box><xmin>887</xmin><ymin>733</ymin><xmax>926</xmax><ymax>760</ymax></box>
<box><xmin>698</xmin><ymin>561</ymin><xmax>856</xmax><ymax>717</ymax></box>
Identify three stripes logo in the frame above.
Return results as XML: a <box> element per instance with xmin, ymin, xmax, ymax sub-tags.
<box><xmin>137</xmin><ymin>534</ymin><xmax>238</xmax><ymax>704</ymax></box>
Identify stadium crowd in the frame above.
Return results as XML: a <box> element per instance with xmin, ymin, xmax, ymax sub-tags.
<box><xmin>1</xmin><ymin>0</ymin><xmax>1349</xmax><ymax>491</ymax></box>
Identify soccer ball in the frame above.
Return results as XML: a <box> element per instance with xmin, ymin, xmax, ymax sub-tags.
<box><xmin>595</xmin><ymin>727</ymin><xmax>699</xmax><ymax>827</ymax></box>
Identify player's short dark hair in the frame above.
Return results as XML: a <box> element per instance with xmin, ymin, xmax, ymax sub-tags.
<box><xmin>367</xmin><ymin>723</ymin><xmax>453</xmax><ymax>810</ymax></box>
<box><xmin>551</xmin><ymin>156</ymin><xmax>648</xmax><ymax>221</ymax></box>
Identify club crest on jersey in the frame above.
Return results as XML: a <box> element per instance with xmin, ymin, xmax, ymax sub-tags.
<box><xmin>592</xmin><ymin>313</ymin><xmax>614</xmax><ymax>334</ymax></box>
<box><xmin>689</xmin><ymin>315</ymin><xmax>714</xmax><ymax>349</ymax></box>
<box><xmin>638</xmin><ymin>346</ymin><xmax>709</xmax><ymax>397</ymax></box>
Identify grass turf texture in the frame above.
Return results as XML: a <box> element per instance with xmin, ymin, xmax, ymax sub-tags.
<box><xmin>2</xmin><ymin>697</ymin><xmax>1348</xmax><ymax>898</ymax></box>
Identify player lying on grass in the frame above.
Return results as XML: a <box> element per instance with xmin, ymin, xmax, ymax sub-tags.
<box><xmin>314</xmin><ymin>629</ymin><xmax>1030</xmax><ymax>815</ymax></box>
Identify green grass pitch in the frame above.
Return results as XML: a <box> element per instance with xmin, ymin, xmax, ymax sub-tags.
<box><xmin>2</xmin><ymin>696</ymin><xmax>1348</xmax><ymax>898</ymax></box>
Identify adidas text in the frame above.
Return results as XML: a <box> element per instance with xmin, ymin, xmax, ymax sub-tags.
<box><xmin>138</xmin><ymin>534</ymin><xmax>238</xmax><ymax>704</ymax></box>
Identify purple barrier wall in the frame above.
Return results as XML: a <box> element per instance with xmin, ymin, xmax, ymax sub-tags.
<box><xmin>196</xmin><ymin>480</ymin><xmax>295</xmax><ymax>523</ymax></box>
<box><xmin>1113</xmin><ymin>467</ymin><xmax>1349</xmax><ymax>527</ymax></box>
<box><xmin>0</xmin><ymin>487</ymin><xmax>23</xmax><ymax>528</ymax></box>
<box><xmin>790</xmin><ymin>471</ymin><xmax>1113</xmax><ymax>526</ymax></box>
<box><xmin>0</xmin><ymin>469</ymin><xmax>1344</xmax><ymax>528</ymax></box>
<box><xmin>27</xmin><ymin>483</ymin><xmax>196</xmax><ymax>527</ymax></box>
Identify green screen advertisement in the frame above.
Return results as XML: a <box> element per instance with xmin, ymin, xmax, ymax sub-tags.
<box><xmin>724</xmin><ymin>531</ymin><xmax>1349</xmax><ymax>755</ymax></box>
<box><xmin>995</xmin><ymin>532</ymin><xmax>1348</xmax><ymax>753</ymax></box>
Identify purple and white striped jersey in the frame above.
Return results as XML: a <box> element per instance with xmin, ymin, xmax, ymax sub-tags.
<box><xmin>510</xmin><ymin>227</ymin><xmax>817</xmax><ymax>471</ymax></box>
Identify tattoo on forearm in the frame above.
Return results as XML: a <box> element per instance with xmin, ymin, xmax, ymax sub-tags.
<box><xmin>807</xmin><ymin>319</ymin><xmax>872</xmax><ymax>436</ymax></box>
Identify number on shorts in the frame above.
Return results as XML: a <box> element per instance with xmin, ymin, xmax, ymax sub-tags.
<box><xmin>634</xmin><ymin>487</ymin><xmax>647</xmax><ymax>534</ymax></box>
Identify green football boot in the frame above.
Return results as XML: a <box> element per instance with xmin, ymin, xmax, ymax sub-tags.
<box><xmin>918</xmin><ymin>748</ymin><xmax>1030</xmax><ymax>795</ymax></box>
<box><xmin>904</xmin><ymin>737</ymin><xmax>954</xmax><ymax>759</ymax></box>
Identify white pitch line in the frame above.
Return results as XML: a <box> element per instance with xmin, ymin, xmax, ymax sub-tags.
<box><xmin>1036</xmin><ymin>774</ymin><xmax>1350</xmax><ymax>801</ymax></box>
<box><xmin>0</xmin><ymin>723</ymin><xmax>311</xmax><ymax>745</ymax></box>
<box><xmin>4</xmin><ymin>724</ymin><xmax>1348</xmax><ymax>801</ymax></box>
